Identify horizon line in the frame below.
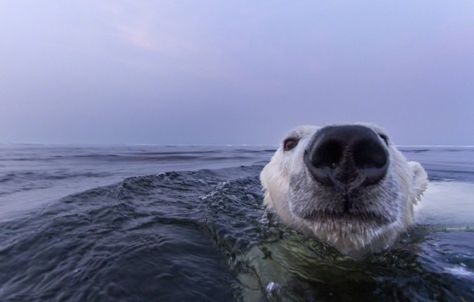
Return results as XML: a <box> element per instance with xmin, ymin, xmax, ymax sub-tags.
<box><xmin>1</xmin><ymin>142</ymin><xmax>474</xmax><ymax>148</ymax></box>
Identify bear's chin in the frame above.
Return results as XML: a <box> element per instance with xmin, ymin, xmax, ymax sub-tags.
<box><xmin>300</xmin><ymin>210</ymin><xmax>393</xmax><ymax>225</ymax></box>
<box><xmin>296</xmin><ymin>212</ymin><xmax>401</xmax><ymax>257</ymax></box>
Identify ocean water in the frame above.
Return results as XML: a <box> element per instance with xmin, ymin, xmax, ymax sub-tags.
<box><xmin>0</xmin><ymin>145</ymin><xmax>473</xmax><ymax>301</ymax></box>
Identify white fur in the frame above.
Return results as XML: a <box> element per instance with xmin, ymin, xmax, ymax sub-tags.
<box><xmin>260</xmin><ymin>124</ymin><xmax>428</xmax><ymax>257</ymax></box>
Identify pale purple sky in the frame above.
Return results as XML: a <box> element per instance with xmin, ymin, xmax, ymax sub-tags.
<box><xmin>0</xmin><ymin>1</ymin><xmax>473</xmax><ymax>145</ymax></box>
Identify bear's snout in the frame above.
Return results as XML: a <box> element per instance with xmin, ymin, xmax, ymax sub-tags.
<box><xmin>303</xmin><ymin>125</ymin><xmax>389</xmax><ymax>195</ymax></box>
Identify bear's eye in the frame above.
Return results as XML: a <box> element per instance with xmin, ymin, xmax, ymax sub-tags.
<box><xmin>378</xmin><ymin>133</ymin><xmax>389</xmax><ymax>145</ymax></box>
<box><xmin>283</xmin><ymin>137</ymin><xmax>299</xmax><ymax>151</ymax></box>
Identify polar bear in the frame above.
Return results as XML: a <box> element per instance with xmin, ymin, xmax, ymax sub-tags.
<box><xmin>260</xmin><ymin>124</ymin><xmax>428</xmax><ymax>257</ymax></box>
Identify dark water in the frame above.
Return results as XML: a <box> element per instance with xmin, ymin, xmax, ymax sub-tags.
<box><xmin>0</xmin><ymin>145</ymin><xmax>473</xmax><ymax>301</ymax></box>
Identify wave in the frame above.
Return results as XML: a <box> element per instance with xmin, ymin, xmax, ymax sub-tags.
<box><xmin>0</xmin><ymin>166</ymin><xmax>262</xmax><ymax>302</ymax></box>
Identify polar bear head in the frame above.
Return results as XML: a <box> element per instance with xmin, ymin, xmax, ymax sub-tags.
<box><xmin>260</xmin><ymin>124</ymin><xmax>428</xmax><ymax>257</ymax></box>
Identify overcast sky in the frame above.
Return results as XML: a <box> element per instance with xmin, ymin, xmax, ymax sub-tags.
<box><xmin>0</xmin><ymin>1</ymin><xmax>473</xmax><ymax>145</ymax></box>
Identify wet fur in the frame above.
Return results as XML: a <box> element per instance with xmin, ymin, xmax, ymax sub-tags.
<box><xmin>260</xmin><ymin>124</ymin><xmax>428</xmax><ymax>257</ymax></box>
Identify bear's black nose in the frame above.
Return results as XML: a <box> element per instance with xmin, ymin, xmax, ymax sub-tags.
<box><xmin>304</xmin><ymin>125</ymin><xmax>389</xmax><ymax>193</ymax></box>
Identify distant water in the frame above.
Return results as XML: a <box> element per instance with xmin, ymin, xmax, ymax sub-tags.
<box><xmin>0</xmin><ymin>145</ymin><xmax>473</xmax><ymax>301</ymax></box>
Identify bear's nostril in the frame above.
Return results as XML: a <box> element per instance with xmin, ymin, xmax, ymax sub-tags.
<box><xmin>312</xmin><ymin>140</ymin><xmax>344</xmax><ymax>169</ymax></box>
<box><xmin>353</xmin><ymin>139</ymin><xmax>387</xmax><ymax>169</ymax></box>
<box><xmin>352</xmin><ymin>139</ymin><xmax>389</xmax><ymax>185</ymax></box>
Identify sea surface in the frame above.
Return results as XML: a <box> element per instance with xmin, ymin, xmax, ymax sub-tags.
<box><xmin>0</xmin><ymin>145</ymin><xmax>473</xmax><ymax>301</ymax></box>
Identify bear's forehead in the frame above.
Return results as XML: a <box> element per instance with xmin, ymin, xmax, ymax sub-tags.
<box><xmin>286</xmin><ymin>123</ymin><xmax>388</xmax><ymax>139</ymax></box>
<box><xmin>285</xmin><ymin>125</ymin><xmax>319</xmax><ymax>138</ymax></box>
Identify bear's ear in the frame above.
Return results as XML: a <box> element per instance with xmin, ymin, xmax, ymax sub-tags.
<box><xmin>408</xmin><ymin>161</ymin><xmax>428</xmax><ymax>203</ymax></box>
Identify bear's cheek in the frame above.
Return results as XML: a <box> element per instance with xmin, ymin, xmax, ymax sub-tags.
<box><xmin>288</xmin><ymin>175</ymin><xmax>323</xmax><ymax>216</ymax></box>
